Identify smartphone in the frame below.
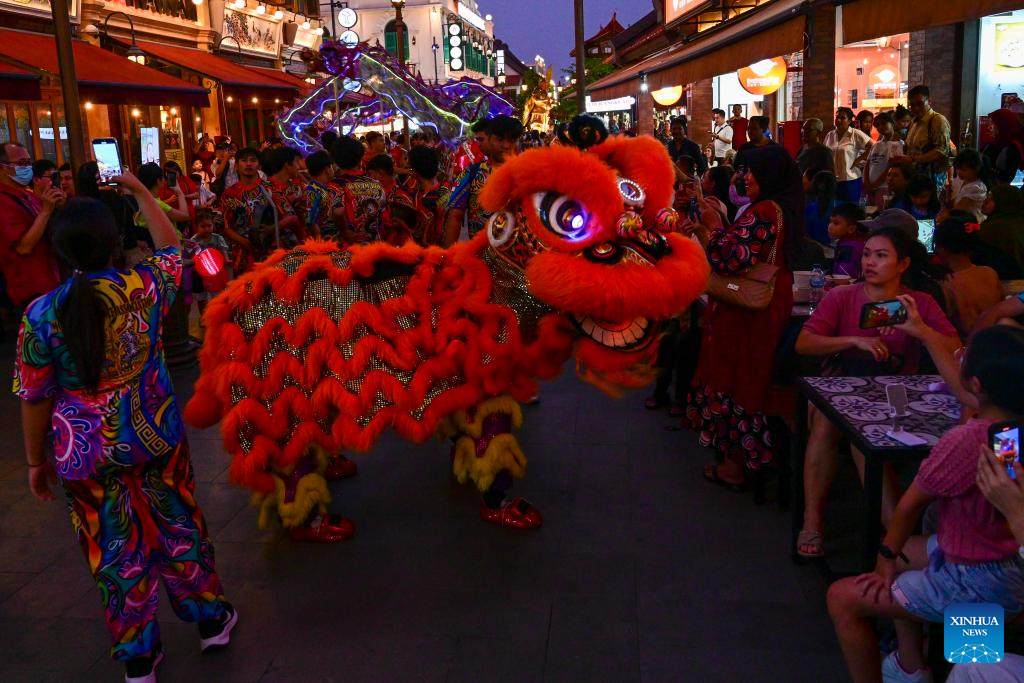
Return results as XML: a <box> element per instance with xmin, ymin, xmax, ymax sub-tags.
<box><xmin>48</xmin><ymin>170</ymin><xmax>60</xmax><ymax>187</ymax></box>
<box><xmin>166</xmin><ymin>170</ymin><xmax>177</xmax><ymax>188</ymax></box>
<box><xmin>990</xmin><ymin>421</ymin><xmax>1022</xmax><ymax>480</ymax></box>
<box><xmin>918</xmin><ymin>219</ymin><xmax>936</xmax><ymax>253</ymax></box>
<box><xmin>91</xmin><ymin>138</ymin><xmax>122</xmax><ymax>186</ymax></box>
<box><xmin>859</xmin><ymin>299</ymin><xmax>908</xmax><ymax>329</ymax></box>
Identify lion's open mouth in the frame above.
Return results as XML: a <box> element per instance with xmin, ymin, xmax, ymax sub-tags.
<box><xmin>571</xmin><ymin>314</ymin><xmax>653</xmax><ymax>349</ymax></box>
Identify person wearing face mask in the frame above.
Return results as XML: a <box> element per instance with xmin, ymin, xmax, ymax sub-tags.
<box><xmin>0</xmin><ymin>141</ymin><xmax>62</xmax><ymax>308</ymax></box>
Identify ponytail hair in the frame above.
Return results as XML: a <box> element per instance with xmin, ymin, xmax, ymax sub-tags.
<box><xmin>50</xmin><ymin>197</ymin><xmax>119</xmax><ymax>392</ymax></box>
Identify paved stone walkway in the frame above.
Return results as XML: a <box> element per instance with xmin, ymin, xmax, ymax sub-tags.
<box><xmin>0</xmin><ymin>359</ymin><xmax>849</xmax><ymax>682</ymax></box>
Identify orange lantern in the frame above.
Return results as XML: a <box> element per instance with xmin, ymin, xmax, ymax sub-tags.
<box><xmin>736</xmin><ymin>57</ymin><xmax>787</xmax><ymax>96</ymax></box>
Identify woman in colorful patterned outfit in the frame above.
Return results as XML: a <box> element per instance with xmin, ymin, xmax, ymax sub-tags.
<box><xmin>686</xmin><ymin>144</ymin><xmax>804</xmax><ymax>489</ymax></box>
<box><xmin>14</xmin><ymin>171</ymin><xmax>236</xmax><ymax>683</ymax></box>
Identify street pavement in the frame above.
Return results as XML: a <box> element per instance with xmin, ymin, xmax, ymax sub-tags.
<box><xmin>0</xmin><ymin>357</ymin><xmax>849</xmax><ymax>682</ymax></box>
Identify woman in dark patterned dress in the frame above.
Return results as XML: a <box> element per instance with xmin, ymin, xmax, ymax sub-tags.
<box><xmin>686</xmin><ymin>145</ymin><xmax>804</xmax><ymax>489</ymax></box>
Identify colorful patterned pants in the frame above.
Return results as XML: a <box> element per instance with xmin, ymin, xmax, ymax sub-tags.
<box><xmin>61</xmin><ymin>440</ymin><xmax>227</xmax><ymax>662</ymax></box>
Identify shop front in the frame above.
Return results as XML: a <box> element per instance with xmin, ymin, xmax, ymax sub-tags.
<box><xmin>584</xmin><ymin>94</ymin><xmax>637</xmax><ymax>132</ymax></box>
<box><xmin>587</xmin><ymin>0</ymin><xmax>806</xmax><ymax>148</ymax></box>
<box><xmin>123</xmin><ymin>40</ymin><xmax>301</xmax><ymax>149</ymax></box>
<box><xmin>0</xmin><ymin>27</ymin><xmax>208</xmax><ymax>168</ymax></box>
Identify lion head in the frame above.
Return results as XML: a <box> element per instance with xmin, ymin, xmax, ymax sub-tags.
<box><xmin>478</xmin><ymin>118</ymin><xmax>709</xmax><ymax>394</ymax></box>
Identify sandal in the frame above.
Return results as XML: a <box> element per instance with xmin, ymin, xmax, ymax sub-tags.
<box><xmin>702</xmin><ymin>463</ymin><xmax>746</xmax><ymax>493</ymax></box>
<box><xmin>796</xmin><ymin>529</ymin><xmax>825</xmax><ymax>559</ymax></box>
<box><xmin>668</xmin><ymin>402</ymin><xmax>685</xmax><ymax>418</ymax></box>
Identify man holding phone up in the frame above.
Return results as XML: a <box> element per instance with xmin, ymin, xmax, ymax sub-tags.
<box><xmin>0</xmin><ymin>141</ymin><xmax>62</xmax><ymax>308</ymax></box>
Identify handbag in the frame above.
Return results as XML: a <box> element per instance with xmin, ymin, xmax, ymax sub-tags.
<box><xmin>706</xmin><ymin>210</ymin><xmax>782</xmax><ymax>311</ymax></box>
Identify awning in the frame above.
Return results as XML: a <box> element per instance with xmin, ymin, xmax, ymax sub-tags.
<box><xmin>0</xmin><ymin>29</ymin><xmax>208</xmax><ymax>106</ymax></box>
<box><xmin>133</xmin><ymin>41</ymin><xmax>299</xmax><ymax>102</ymax></box>
<box><xmin>588</xmin><ymin>0</ymin><xmax>806</xmax><ymax>100</ymax></box>
<box><xmin>842</xmin><ymin>0</ymin><xmax>1024</xmax><ymax>44</ymax></box>
<box><xmin>0</xmin><ymin>63</ymin><xmax>41</xmax><ymax>101</ymax></box>
<box><xmin>251</xmin><ymin>66</ymin><xmax>313</xmax><ymax>95</ymax></box>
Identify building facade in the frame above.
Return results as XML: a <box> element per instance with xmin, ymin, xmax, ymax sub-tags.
<box><xmin>0</xmin><ymin>0</ymin><xmax>325</xmax><ymax>168</ymax></box>
<box><xmin>587</xmin><ymin>0</ymin><xmax>1024</xmax><ymax>155</ymax></box>
<box><xmin>323</xmin><ymin>0</ymin><xmax>497</xmax><ymax>85</ymax></box>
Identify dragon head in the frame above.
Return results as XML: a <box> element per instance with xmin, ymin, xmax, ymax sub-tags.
<box><xmin>479</xmin><ymin>117</ymin><xmax>709</xmax><ymax>394</ymax></box>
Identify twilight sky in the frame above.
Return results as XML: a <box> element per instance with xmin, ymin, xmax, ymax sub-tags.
<box><xmin>486</xmin><ymin>0</ymin><xmax>652</xmax><ymax>75</ymax></box>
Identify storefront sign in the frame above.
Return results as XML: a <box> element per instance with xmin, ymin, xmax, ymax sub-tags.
<box><xmin>458</xmin><ymin>4</ymin><xmax>487</xmax><ymax>31</ymax></box>
<box><xmin>868</xmin><ymin>64</ymin><xmax>899</xmax><ymax>99</ymax></box>
<box><xmin>585</xmin><ymin>95</ymin><xmax>636</xmax><ymax>113</ymax></box>
<box><xmin>664</xmin><ymin>0</ymin><xmax>705</xmax><ymax>25</ymax></box>
<box><xmin>650</xmin><ymin>85</ymin><xmax>683</xmax><ymax>107</ymax></box>
<box><xmin>995</xmin><ymin>21</ymin><xmax>1024</xmax><ymax>69</ymax></box>
<box><xmin>292</xmin><ymin>25</ymin><xmax>321</xmax><ymax>50</ymax></box>
<box><xmin>0</xmin><ymin>0</ymin><xmax>77</xmax><ymax>19</ymax></box>
<box><xmin>38</xmin><ymin>126</ymin><xmax>68</xmax><ymax>140</ymax></box>
<box><xmin>223</xmin><ymin>7</ymin><xmax>281</xmax><ymax>57</ymax></box>
<box><xmin>736</xmin><ymin>57</ymin><xmax>787</xmax><ymax>96</ymax></box>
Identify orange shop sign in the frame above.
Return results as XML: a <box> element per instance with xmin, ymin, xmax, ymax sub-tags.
<box><xmin>665</xmin><ymin>0</ymin><xmax>705</xmax><ymax>24</ymax></box>
<box><xmin>737</xmin><ymin>57</ymin><xmax>787</xmax><ymax>96</ymax></box>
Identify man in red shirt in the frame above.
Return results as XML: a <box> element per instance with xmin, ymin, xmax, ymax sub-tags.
<box><xmin>262</xmin><ymin>146</ymin><xmax>307</xmax><ymax>245</ymax></box>
<box><xmin>0</xmin><ymin>142</ymin><xmax>62</xmax><ymax>308</ymax></box>
<box><xmin>331</xmin><ymin>136</ymin><xmax>386</xmax><ymax>245</ymax></box>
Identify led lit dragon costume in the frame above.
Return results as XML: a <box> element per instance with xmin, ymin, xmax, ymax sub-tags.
<box><xmin>184</xmin><ymin>124</ymin><xmax>709</xmax><ymax>533</ymax></box>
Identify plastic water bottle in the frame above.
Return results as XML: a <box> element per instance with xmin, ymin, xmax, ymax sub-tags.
<box><xmin>809</xmin><ymin>264</ymin><xmax>826</xmax><ymax>311</ymax></box>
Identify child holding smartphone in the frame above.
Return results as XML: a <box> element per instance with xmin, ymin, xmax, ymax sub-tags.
<box><xmin>828</xmin><ymin>321</ymin><xmax>1024</xmax><ymax>683</ymax></box>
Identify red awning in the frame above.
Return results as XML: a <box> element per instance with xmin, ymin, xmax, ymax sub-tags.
<box><xmin>0</xmin><ymin>63</ymin><xmax>41</xmax><ymax>101</ymax></box>
<box><xmin>0</xmin><ymin>29</ymin><xmax>209</xmax><ymax>107</ymax></box>
<box><xmin>133</xmin><ymin>41</ymin><xmax>300</xmax><ymax>102</ymax></box>
<box><xmin>251</xmin><ymin>66</ymin><xmax>314</xmax><ymax>95</ymax></box>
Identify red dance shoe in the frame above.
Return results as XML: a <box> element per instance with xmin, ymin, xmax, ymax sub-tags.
<box><xmin>324</xmin><ymin>455</ymin><xmax>358</xmax><ymax>481</ymax></box>
<box><xmin>288</xmin><ymin>515</ymin><xmax>355</xmax><ymax>543</ymax></box>
<box><xmin>480</xmin><ymin>497</ymin><xmax>543</xmax><ymax>530</ymax></box>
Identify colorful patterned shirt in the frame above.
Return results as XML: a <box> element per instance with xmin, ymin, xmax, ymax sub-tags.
<box><xmin>334</xmin><ymin>170</ymin><xmax>386</xmax><ymax>244</ymax></box>
<box><xmin>304</xmin><ymin>179</ymin><xmax>344</xmax><ymax>239</ymax></box>
<box><xmin>411</xmin><ymin>183</ymin><xmax>451</xmax><ymax>246</ymax></box>
<box><xmin>220</xmin><ymin>179</ymin><xmax>272</xmax><ymax>245</ymax></box>
<box><xmin>446</xmin><ymin>160</ymin><xmax>492</xmax><ymax>239</ymax></box>
<box><xmin>13</xmin><ymin>247</ymin><xmax>184</xmax><ymax>480</ymax></box>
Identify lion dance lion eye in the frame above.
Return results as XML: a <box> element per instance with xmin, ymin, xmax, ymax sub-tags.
<box><xmin>532</xmin><ymin>191</ymin><xmax>590</xmax><ymax>242</ymax></box>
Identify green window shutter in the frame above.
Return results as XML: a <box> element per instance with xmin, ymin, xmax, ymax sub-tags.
<box><xmin>443</xmin><ymin>35</ymin><xmax>450</xmax><ymax>63</ymax></box>
<box><xmin>385</xmin><ymin>31</ymin><xmax>397</xmax><ymax>55</ymax></box>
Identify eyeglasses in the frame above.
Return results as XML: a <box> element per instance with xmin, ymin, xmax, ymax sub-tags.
<box><xmin>1</xmin><ymin>159</ymin><xmax>32</xmax><ymax>168</ymax></box>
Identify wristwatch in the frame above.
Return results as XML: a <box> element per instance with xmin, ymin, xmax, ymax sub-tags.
<box><xmin>878</xmin><ymin>544</ymin><xmax>909</xmax><ymax>563</ymax></box>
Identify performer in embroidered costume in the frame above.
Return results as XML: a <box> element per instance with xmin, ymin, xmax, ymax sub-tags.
<box><xmin>184</xmin><ymin>117</ymin><xmax>709</xmax><ymax>542</ymax></box>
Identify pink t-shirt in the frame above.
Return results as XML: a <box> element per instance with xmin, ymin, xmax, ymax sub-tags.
<box><xmin>801</xmin><ymin>283</ymin><xmax>958</xmax><ymax>373</ymax></box>
<box><xmin>915</xmin><ymin>418</ymin><xmax>1020</xmax><ymax>564</ymax></box>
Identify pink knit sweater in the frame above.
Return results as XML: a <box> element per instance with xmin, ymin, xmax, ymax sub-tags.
<box><xmin>915</xmin><ymin>418</ymin><xmax>1020</xmax><ymax>564</ymax></box>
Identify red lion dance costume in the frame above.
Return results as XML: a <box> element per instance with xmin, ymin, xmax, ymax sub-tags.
<box><xmin>185</xmin><ymin>118</ymin><xmax>709</xmax><ymax>541</ymax></box>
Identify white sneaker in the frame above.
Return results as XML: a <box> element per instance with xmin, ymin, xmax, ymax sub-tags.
<box><xmin>124</xmin><ymin>649</ymin><xmax>163</xmax><ymax>683</ymax></box>
<box><xmin>882</xmin><ymin>652</ymin><xmax>933</xmax><ymax>683</ymax></box>
<box><xmin>199</xmin><ymin>604</ymin><xmax>238</xmax><ymax>653</ymax></box>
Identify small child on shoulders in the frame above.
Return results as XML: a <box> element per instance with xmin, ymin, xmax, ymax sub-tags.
<box><xmin>828</xmin><ymin>202</ymin><xmax>867</xmax><ymax>279</ymax></box>
<box><xmin>828</xmin><ymin>321</ymin><xmax>1024</xmax><ymax>683</ymax></box>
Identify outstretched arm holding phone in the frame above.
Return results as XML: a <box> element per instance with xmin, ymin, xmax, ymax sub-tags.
<box><xmin>113</xmin><ymin>170</ymin><xmax>181</xmax><ymax>251</ymax></box>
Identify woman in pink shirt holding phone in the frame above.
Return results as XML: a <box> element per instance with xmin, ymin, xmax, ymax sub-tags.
<box><xmin>793</xmin><ymin>225</ymin><xmax>960</xmax><ymax>559</ymax></box>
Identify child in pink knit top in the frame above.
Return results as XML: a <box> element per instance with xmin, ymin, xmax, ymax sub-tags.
<box><xmin>828</xmin><ymin>323</ymin><xmax>1024</xmax><ymax>683</ymax></box>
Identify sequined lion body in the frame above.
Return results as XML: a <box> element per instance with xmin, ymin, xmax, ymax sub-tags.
<box><xmin>185</xmin><ymin>132</ymin><xmax>709</xmax><ymax>528</ymax></box>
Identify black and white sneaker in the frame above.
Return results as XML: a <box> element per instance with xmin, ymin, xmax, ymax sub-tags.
<box><xmin>124</xmin><ymin>646</ymin><xmax>164</xmax><ymax>683</ymax></box>
<box><xmin>199</xmin><ymin>603</ymin><xmax>238</xmax><ymax>653</ymax></box>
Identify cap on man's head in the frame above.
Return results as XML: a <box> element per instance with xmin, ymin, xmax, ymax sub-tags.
<box><xmin>859</xmin><ymin>208</ymin><xmax>920</xmax><ymax>241</ymax></box>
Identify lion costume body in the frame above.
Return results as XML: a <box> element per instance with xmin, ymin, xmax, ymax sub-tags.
<box><xmin>184</xmin><ymin>132</ymin><xmax>709</xmax><ymax>530</ymax></box>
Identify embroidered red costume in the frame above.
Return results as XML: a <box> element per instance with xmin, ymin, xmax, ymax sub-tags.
<box><xmin>185</xmin><ymin>121</ymin><xmax>709</xmax><ymax>536</ymax></box>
